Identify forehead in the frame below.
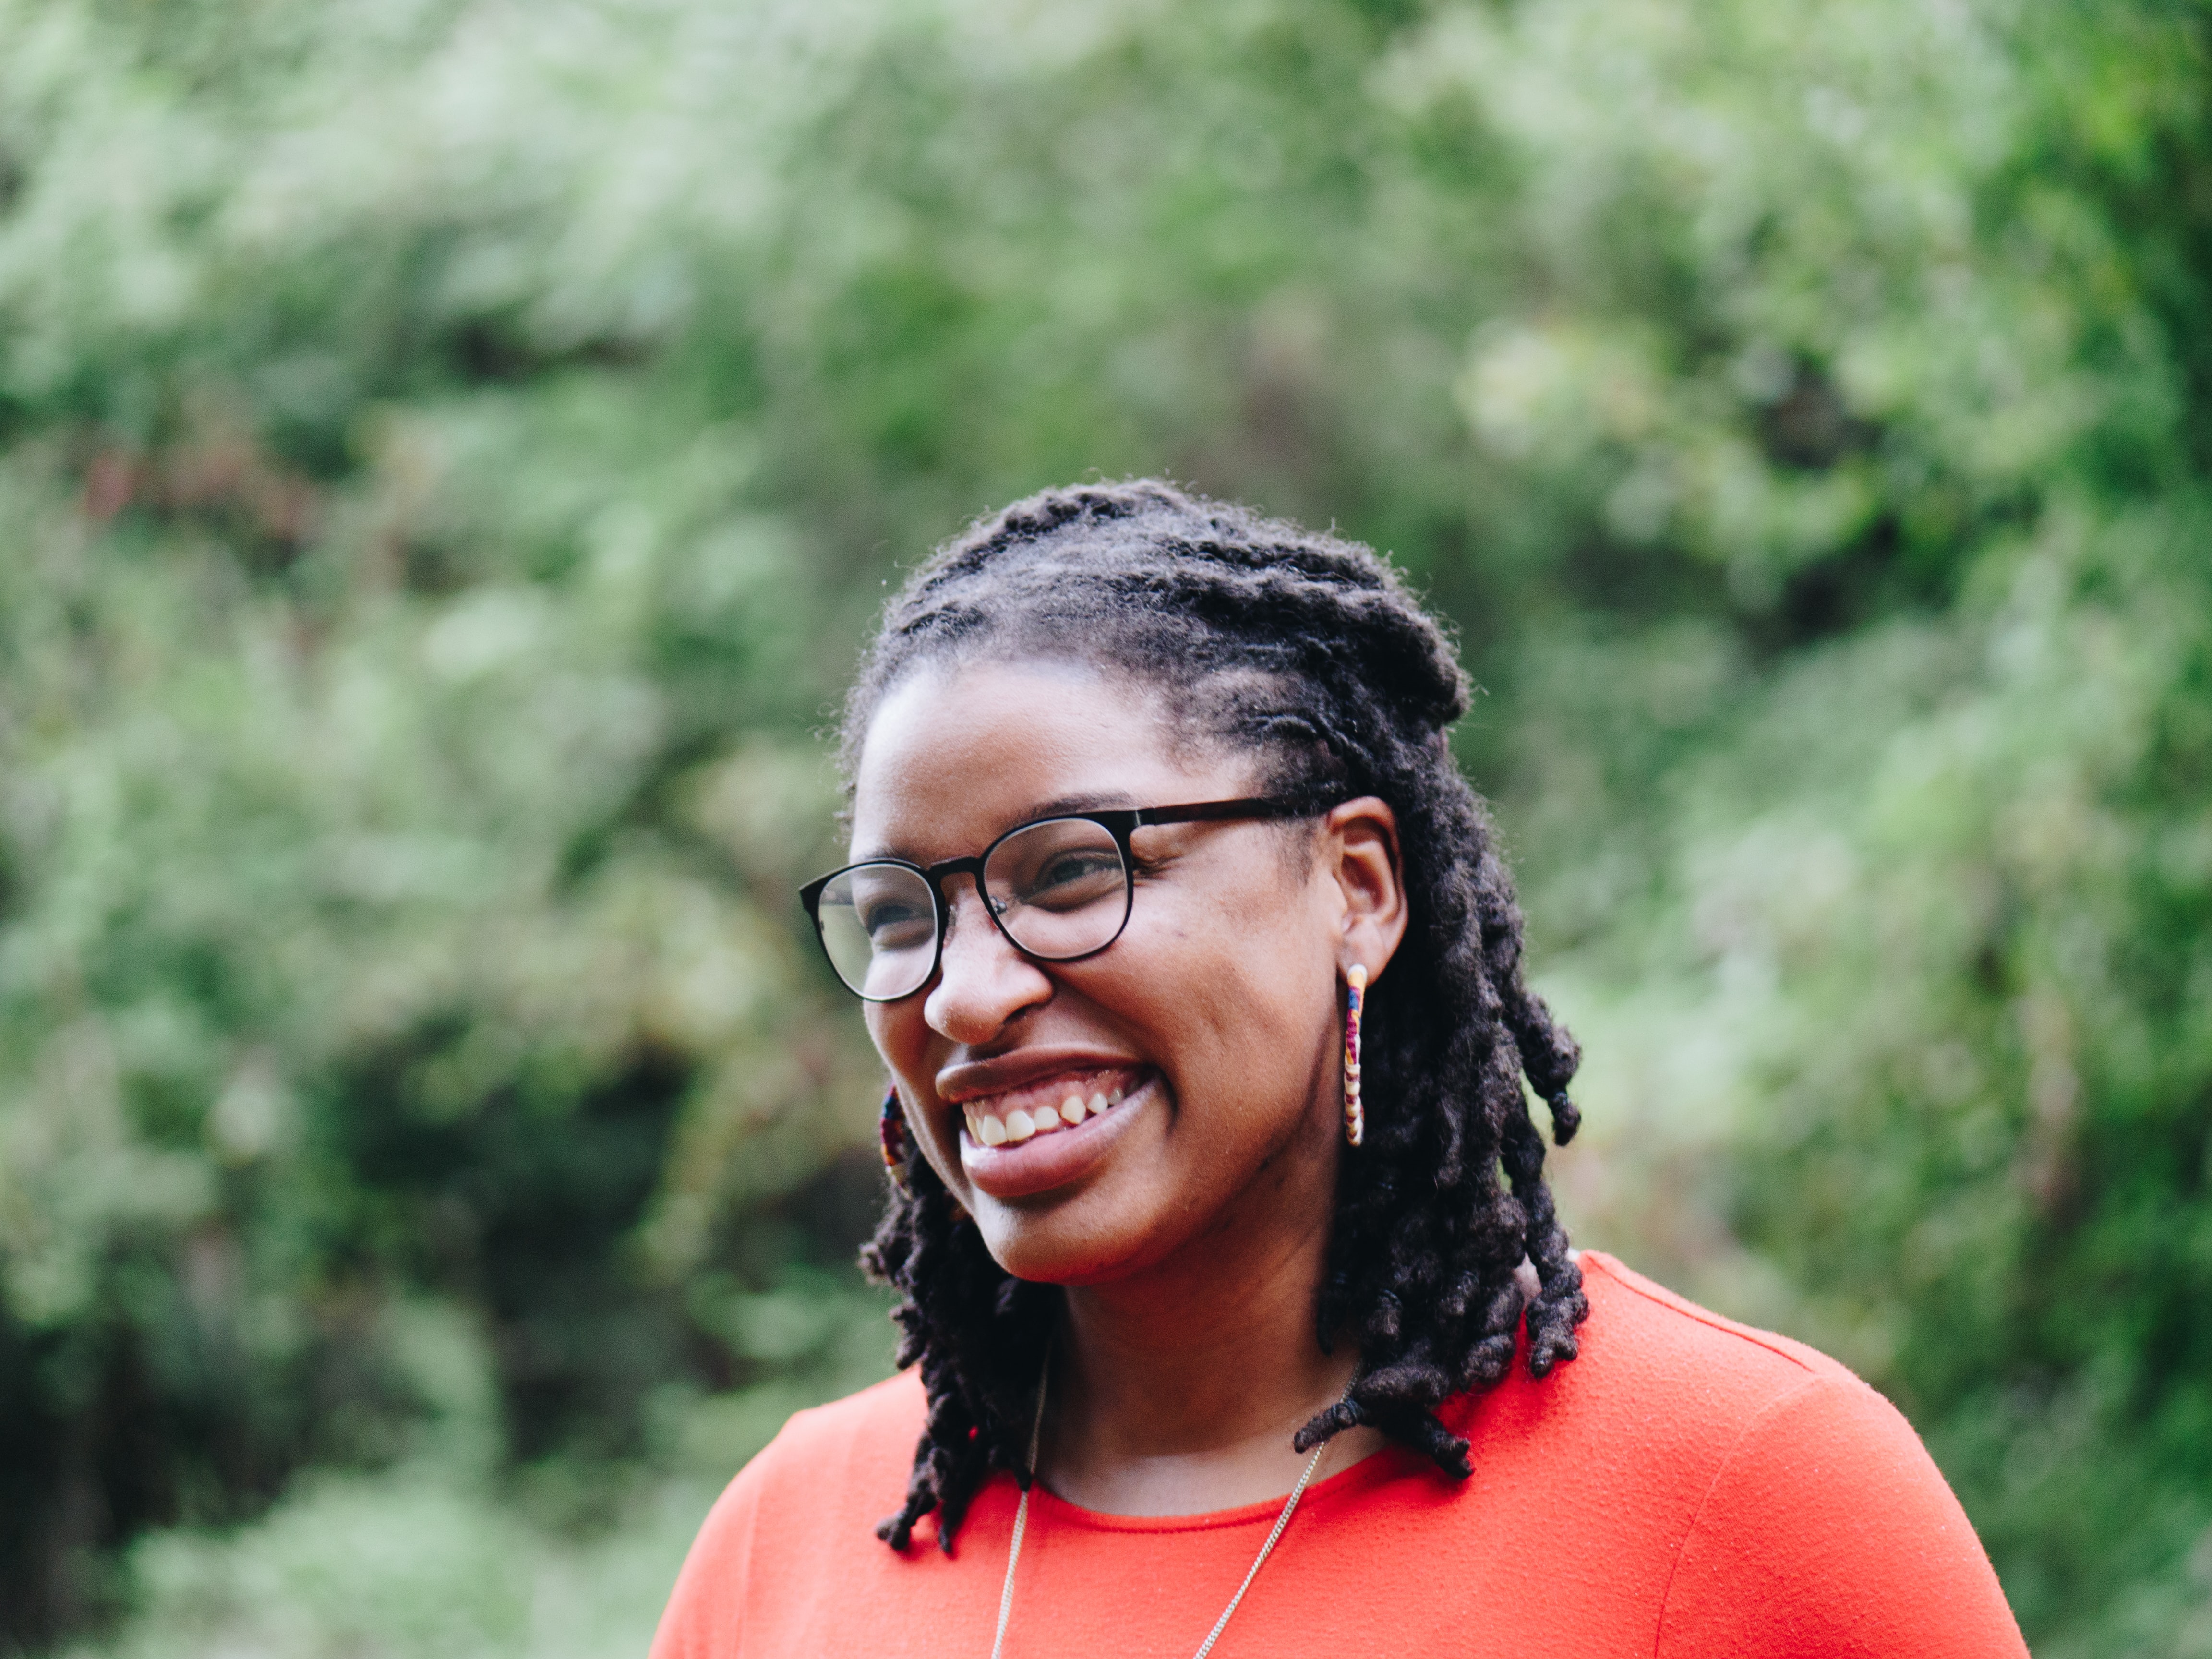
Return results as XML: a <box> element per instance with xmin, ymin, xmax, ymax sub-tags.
<box><xmin>850</xmin><ymin>660</ymin><xmax>1239</xmax><ymax>860</ymax></box>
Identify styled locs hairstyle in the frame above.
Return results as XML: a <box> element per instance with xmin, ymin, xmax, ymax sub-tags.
<box><xmin>849</xmin><ymin>481</ymin><xmax>1587</xmax><ymax>1552</ymax></box>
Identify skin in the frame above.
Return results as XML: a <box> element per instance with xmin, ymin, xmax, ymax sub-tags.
<box><xmin>852</xmin><ymin>659</ymin><xmax>1408</xmax><ymax>1516</ymax></box>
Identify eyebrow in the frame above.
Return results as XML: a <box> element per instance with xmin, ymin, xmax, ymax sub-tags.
<box><xmin>852</xmin><ymin>790</ymin><xmax>1143</xmax><ymax>864</ymax></box>
<box><xmin>1025</xmin><ymin>789</ymin><xmax>1139</xmax><ymax>818</ymax></box>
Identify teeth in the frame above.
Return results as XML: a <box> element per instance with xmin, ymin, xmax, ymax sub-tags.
<box><xmin>964</xmin><ymin>1079</ymin><xmax>1140</xmax><ymax>1148</ymax></box>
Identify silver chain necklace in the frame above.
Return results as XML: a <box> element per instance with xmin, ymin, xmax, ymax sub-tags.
<box><xmin>987</xmin><ymin>1363</ymin><xmax>1339</xmax><ymax>1659</ymax></box>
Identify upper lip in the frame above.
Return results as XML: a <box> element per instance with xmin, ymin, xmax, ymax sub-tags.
<box><xmin>936</xmin><ymin>1046</ymin><xmax>1143</xmax><ymax>1105</ymax></box>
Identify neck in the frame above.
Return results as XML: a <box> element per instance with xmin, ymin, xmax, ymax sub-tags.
<box><xmin>1039</xmin><ymin>1120</ymin><xmax>1383</xmax><ymax>1515</ymax></box>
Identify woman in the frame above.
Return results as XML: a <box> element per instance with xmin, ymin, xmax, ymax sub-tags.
<box><xmin>653</xmin><ymin>482</ymin><xmax>2027</xmax><ymax>1657</ymax></box>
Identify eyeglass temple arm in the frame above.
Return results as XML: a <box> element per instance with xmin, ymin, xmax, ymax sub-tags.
<box><xmin>1131</xmin><ymin>795</ymin><xmax>1326</xmax><ymax>828</ymax></box>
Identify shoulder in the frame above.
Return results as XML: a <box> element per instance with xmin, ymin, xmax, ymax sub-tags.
<box><xmin>1573</xmin><ymin>1248</ymin><xmax>1855</xmax><ymax>1396</ymax></box>
<box><xmin>1566</xmin><ymin>1251</ymin><xmax>1957</xmax><ymax>1493</ymax></box>
<box><xmin>713</xmin><ymin>1370</ymin><xmax>927</xmax><ymax>1540</ymax></box>
<box><xmin>649</xmin><ymin>1373</ymin><xmax>925</xmax><ymax>1659</ymax></box>
<box><xmin>747</xmin><ymin>1370</ymin><xmax>928</xmax><ymax>1483</ymax></box>
<box><xmin>1553</xmin><ymin>1254</ymin><xmax>2025</xmax><ymax>1657</ymax></box>
<box><xmin>1449</xmin><ymin>1250</ymin><xmax>1864</xmax><ymax>1478</ymax></box>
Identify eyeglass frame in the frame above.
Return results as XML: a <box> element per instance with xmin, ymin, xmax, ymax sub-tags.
<box><xmin>798</xmin><ymin>794</ymin><xmax>1333</xmax><ymax>1003</ymax></box>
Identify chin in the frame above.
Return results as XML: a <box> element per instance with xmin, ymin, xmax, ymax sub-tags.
<box><xmin>970</xmin><ymin>1201</ymin><xmax>1160</xmax><ymax>1288</ymax></box>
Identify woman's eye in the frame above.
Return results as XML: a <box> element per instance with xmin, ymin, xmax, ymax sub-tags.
<box><xmin>861</xmin><ymin>902</ymin><xmax>932</xmax><ymax>948</ymax></box>
<box><xmin>1024</xmin><ymin>851</ymin><xmax>1122</xmax><ymax>906</ymax></box>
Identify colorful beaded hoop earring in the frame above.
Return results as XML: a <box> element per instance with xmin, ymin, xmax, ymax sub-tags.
<box><xmin>1343</xmin><ymin>963</ymin><xmax>1368</xmax><ymax>1147</ymax></box>
<box><xmin>878</xmin><ymin>1086</ymin><xmax>911</xmax><ymax>1189</ymax></box>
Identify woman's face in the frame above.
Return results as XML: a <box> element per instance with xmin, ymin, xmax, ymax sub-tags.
<box><xmin>851</xmin><ymin>658</ymin><xmax>1405</xmax><ymax>1286</ymax></box>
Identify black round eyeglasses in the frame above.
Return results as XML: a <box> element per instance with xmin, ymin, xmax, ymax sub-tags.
<box><xmin>798</xmin><ymin>796</ymin><xmax>1324</xmax><ymax>1002</ymax></box>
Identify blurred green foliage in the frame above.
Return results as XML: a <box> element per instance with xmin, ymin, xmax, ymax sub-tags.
<box><xmin>0</xmin><ymin>0</ymin><xmax>2207</xmax><ymax>1652</ymax></box>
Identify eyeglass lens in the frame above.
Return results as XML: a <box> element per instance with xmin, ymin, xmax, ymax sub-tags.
<box><xmin>811</xmin><ymin>817</ymin><xmax>1133</xmax><ymax>1000</ymax></box>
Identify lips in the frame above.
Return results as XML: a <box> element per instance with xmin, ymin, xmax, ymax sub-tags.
<box><xmin>951</xmin><ymin>1066</ymin><xmax>1154</xmax><ymax>1200</ymax></box>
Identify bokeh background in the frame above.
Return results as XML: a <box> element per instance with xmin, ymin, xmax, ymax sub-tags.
<box><xmin>0</xmin><ymin>0</ymin><xmax>2207</xmax><ymax>1652</ymax></box>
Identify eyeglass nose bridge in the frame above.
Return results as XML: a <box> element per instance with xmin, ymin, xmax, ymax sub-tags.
<box><xmin>927</xmin><ymin>872</ymin><xmax>1037</xmax><ymax>997</ymax></box>
<box><xmin>921</xmin><ymin>825</ymin><xmax>1135</xmax><ymax>973</ymax></box>
<box><xmin>921</xmin><ymin>855</ymin><xmax>1001</xmax><ymax>941</ymax></box>
<box><xmin>875</xmin><ymin>854</ymin><xmax>1040</xmax><ymax>1011</ymax></box>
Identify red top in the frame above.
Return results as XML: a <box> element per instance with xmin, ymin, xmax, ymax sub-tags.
<box><xmin>652</xmin><ymin>1251</ymin><xmax>2027</xmax><ymax>1658</ymax></box>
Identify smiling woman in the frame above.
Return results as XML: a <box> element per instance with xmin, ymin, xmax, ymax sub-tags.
<box><xmin>651</xmin><ymin>482</ymin><xmax>2028</xmax><ymax>1658</ymax></box>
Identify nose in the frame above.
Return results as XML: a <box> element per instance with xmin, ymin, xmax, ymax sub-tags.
<box><xmin>924</xmin><ymin>877</ymin><xmax>1053</xmax><ymax>1043</ymax></box>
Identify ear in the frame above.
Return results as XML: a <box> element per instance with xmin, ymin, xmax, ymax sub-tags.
<box><xmin>1318</xmin><ymin>795</ymin><xmax>1407</xmax><ymax>983</ymax></box>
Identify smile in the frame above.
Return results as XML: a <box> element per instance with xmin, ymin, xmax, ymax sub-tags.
<box><xmin>961</xmin><ymin>1070</ymin><xmax>1134</xmax><ymax>1146</ymax></box>
<box><xmin>952</xmin><ymin>1067</ymin><xmax>1154</xmax><ymax>1200</ymax></box>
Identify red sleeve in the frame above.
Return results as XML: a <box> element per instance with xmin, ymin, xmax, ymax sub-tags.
<box><xmin>1655</xmin><ymin>1372</ymin><xmax>2027</xmax><ymax>1657</ymax></box>
<box><xmin>649</xmin><ymin>1456</ymin><xmax>766</xmax><ymax>1659</ymax></box>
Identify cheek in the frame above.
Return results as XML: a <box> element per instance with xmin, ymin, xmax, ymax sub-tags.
<box><xmin>864</xmin><ymin>1005</ymin><xmax>928</xmax><ymax>1119</ymax></box>
<box><xmin>865</xmin><ymin>1001</ymin><xmax>929</xmax><ymax>1085</ymax></box>
<box><xmin>867</xmin><ymin>1004</ymin><xmax>966</xmax><ymax>1179</ymax></box>
<box><xmin>1136</xmin><ymin>880</ymin><xmax>1329</xmax><ymax>1093</ymax></box>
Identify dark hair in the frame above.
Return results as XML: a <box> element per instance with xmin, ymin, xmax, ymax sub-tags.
<box><xmin>850</xmin><ymin>480</ymin><xmax>1585</xmax><ymax>1551</ymax></box>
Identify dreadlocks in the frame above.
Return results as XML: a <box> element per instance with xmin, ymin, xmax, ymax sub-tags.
<box><xmin>849</xmin><ymin>480</ymin><xmax>1586</xmax><ymax>1552</ymax></box>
